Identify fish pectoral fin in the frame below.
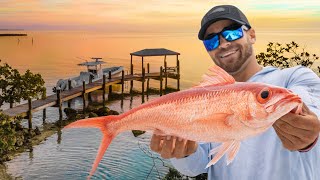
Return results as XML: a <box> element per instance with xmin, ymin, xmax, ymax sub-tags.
<box><xmin>225</xmin><ymin>114</ymin><xmax>237</xmax><ymax>126</ymax></box>
<box><xmin>193</xmin><ymin>65</ymin><xmax>236</xmax><ymax>88</ymax></box>
<box><xmin>226</xmin><ymin>141</ymin><xmax>241</xmax><ymax>165</ymax></box>
<box><xmin>197</xmin><ymin>113</ymin><xmax>233</xmax><ymax>126</ymax></box>
<box><xmin>206</xmin><ymin>140</ymin><xmax>236</xmax><ymax>168</ymax></box>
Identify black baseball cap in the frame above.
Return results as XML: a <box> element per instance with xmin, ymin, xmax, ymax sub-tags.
<box><xmin>198</xmin><ymin>5</ymin><xmax>251</xmax><ymax>40</ymax></box>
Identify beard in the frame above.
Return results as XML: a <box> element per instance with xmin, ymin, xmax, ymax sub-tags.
<box><xmin>213</xmin><ymin>41</ymin><xmax>253</xmax><ymax>75</ymax></box>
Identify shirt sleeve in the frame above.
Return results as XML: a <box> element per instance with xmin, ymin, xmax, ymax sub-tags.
<box><xmin>169</xmin><ymin>142</ymin><xmax>212</xmax><ymax>177</ymax></box>
<box><xmin>286</xmin><ymin>66</ymin><xmax>320</xmax><ymax>152</ymax></box>
<box><xmin>286</xmin><ymin>67</ymin><xmax>320</xmax><ymax>116</ymax></box>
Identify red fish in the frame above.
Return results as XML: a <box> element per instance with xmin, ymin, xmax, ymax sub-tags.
<box><xmin>64</xmin><ymin>65</ymin><xmax>302</xmax><ymax>178</ymax></box>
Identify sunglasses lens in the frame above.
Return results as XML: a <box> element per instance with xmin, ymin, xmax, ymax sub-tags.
<box><xmin>202</xmin><ymin>25</ymin><xmax>245</xmax><ymax>51</ymax></box>
<box><xmin>203</xmin><ymin>35</ymin><xmax>219</xmax><ymax>51</ymax></box>
<box><xmin>222</xmin><ymin>27</ymin><xmax>244</xmax><ymax>42</ymax></box>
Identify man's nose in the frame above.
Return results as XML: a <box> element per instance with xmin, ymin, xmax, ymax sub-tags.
<box><xmin>218</xmin><ymin>35</ymin><xmax>231</xmax><ymax>49</ymax></box>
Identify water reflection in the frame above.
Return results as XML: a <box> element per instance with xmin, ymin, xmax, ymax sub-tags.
<box><xmin>6</xmin><ymin>95</ymin><xmax>170</xmax><ymax>180</ymax></box>
<box><xmin>57</xmin><ymin>128</ymin><xmax>62</xmax><ymax>144</ymax></box>
<box><xmin>28</xmin><ymin>147</ymin><xmax>33</xmax><ymax>160</ymax></box>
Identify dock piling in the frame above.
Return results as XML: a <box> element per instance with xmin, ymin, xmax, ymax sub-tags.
<box><xmin>42</xmin><ymin>89</ymin><xmax>46</xmax><ymax>124</ymax></box>
<box><xmin>28</xmin><ymin>98</ymin><xmax>32</xmax><ymax>130</ymax></box>
<box><xmin>121</xmin><ymin>70</ymin><xmax>125</xmax><ymax>100</ymax></box>
<box><xmin>147</xmin><ymin>63</ymin><xmax>150</xmax><ymax>97</ymax></box>
<box><xmin>160</xmin><ymin>66</ymin><xmax>163</xmax><ymax>96</ymax></box>
<box><xmin>130</xmin><ymin>64</ymin><xmax>134</xmax><ymax>96</ymax></box>
<box><xmin>57</xmin><ymin>88</ymin><xmax>63</xmax><ymax>121</ymax></box>
<box><xmin>102</xmin><ymin>74</ymin><xmax>106</xmax><ymax>109</ymax></box>
<box><xmin>82</xmin><ymin>80</ymin><xmax>86</xmax><ymax>112</ymax></box>
<box><xmin>67</xmin><ymin>79</ymin><xmax>72</xmax><ymax>108</ymax></box>
<box><xmin>88</xmin><ymin>76</ymin><xmax>93</xmax><ymax>102</ymax></box>
<box><xmin>164</xmin><ymin>60</ymin><xmax>168</xmax><ymax>94</ymax></box>
<box><xmin>177</xmin><ymin>58</ymin><xmax>180</xmax><ymax>91</ymax></box>
<box><xmin>142</xmin><ymin>67</ymin><xmax>145</xmax><ymax>103</ymax></box>
<box><xmin>108</xmin><ymin>71</ymin><xmax>112</xmax><ymax>99</ymax></box>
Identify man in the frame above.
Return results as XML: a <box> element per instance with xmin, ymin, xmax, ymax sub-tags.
<box><xmin>150</xmin><ymin>5</ymin><xmax>320</xmax><ymax>180</ymax></box>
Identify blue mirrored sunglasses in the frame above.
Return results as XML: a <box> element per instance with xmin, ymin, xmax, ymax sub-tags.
<box><xmin>203</xmin><ymin>24</ymin><xmax>249</xmax><ymax>51</ymax></box>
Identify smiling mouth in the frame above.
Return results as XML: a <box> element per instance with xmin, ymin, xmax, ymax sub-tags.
<box><xmin>220</xmin><ymin>49</ymin><xmax>238</xmax><ymax>58</ymax></box>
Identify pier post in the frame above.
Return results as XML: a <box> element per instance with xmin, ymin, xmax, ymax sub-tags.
<box><xmin>82</xmin><ymin>80</ymin><xmax>86</xmax><ymax>113</ymax></box>
<box><xmin>130</xmin><ymin>64</ymin><xmax>134</xmax><ymax>95</ymax></box>
<box><xmin>130</xmin><ymin>55</ymin><xmax>133</xmax><ymax>74</ymax></box>
<box><xmin>57</xmin><ymin>88</ymin><xmax>63</xmax><ymax>121</ymax></box>
<box><xmin>102</xmin><ymin>74</ymin><xmax>106</xmax><ymax>109</ymax></box>
<box><xmin>164</xmin><ymin>60</ymin><xmax>168</xmax><ymax>94</ymax></box>
<box><xmin>142</xmin><ymin>67</ymin><xmax>145</xmax><ymax>103</ymax></box>
<box><xmin>177</xmin><ymin>57</ymin><xmax>180</xmax><ymax>91</ymax></box>
<box><xmin>108</xmin><ymin>71</ymin><xmax>112</xmax><ymax>99</ymax></box>
<box><xmin>42</xmin><ymin>90</ymin><xmax>46</xmax><ymax>124</ymax></box>
<box><xmin>43</xmin><ymin>109</ymin><xmax>46</xmax><ymax>124</ymax></box>
<box><xmin>142</xmin><ymin>56</ymin><xmax>144</xmax><ymax>73</ymax></box>
<box><xmin>28</xmin><ymin>98</ymin><xmax>32</xmax><ymax>130</ymax></box>
<box><xmin>160</xmin><ymin>66</ymin><xmax>163</xmax><ymax>96</ymax></box>
<box><xmin>88</xmin><ymin>76</ymin><xmax>93</xmax><ymax>102</ymax></box>
<box><xmin>89</xmin><ymin>75</ymin><xmax>93</xmax><ymax>84</ymax></box>
<box><xmin>147</xmin><ymin>63</ymin><xmax>150</xmax><ymax>97</ymax></box>
<box><xmin>121</xmin><ymin>70</ymin><xmax>124</xmax><ymax>100</ymax></box>
<box><xmin>68</xmin><ymin>79</ymin><xmax>72</xmax><ymax>108</ymax></box>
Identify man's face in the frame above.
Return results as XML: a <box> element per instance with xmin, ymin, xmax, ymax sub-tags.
<box><xmin>204</xmin><ymin>20</ymin><xmax>255</xmax><ymax>75</ymax></box>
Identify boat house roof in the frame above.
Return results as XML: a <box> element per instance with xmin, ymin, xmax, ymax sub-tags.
<box><xmin>130</xmin><ymin>48</ymin><xmax>180</xmax><ymax>57</ymax></box>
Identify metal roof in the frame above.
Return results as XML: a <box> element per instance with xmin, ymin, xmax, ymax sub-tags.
<box><xmin>130</xmin><ymin>48</ymin><xmax>180</xmax><ymax>57</ymax></box>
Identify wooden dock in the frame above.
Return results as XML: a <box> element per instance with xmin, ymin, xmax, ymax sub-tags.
<box><xmin>2</xmin><ymin>48</ymin><xmax>181</xmax><ymax>131</ymax></box>
<box><xmin>3</xmin><ymin>72</ymin><xmax>178</xmax><ymax>118</ymax></box>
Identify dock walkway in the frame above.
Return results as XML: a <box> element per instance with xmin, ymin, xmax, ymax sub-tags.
<box><xmin>3</xmin><ymin>72</ymin><xmax>177</xmax><ymax>117</ymax></box>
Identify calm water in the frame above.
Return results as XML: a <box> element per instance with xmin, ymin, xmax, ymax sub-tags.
<box><xmin>1</xmin><ymin>30</ymin><xmax>320</xmax><ymax>179</ymax></box>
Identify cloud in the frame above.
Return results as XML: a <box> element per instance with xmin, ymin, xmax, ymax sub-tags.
<box><xmin>0</xmin><ymin>1</ymin><xmax>319</xmax><ymax>32</ymax></box>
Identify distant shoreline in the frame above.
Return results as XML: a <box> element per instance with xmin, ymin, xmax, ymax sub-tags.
<box><xmin>0</xmin><ymin>34</ymin><xmax>27</xmax><ymax>36</ymax></box>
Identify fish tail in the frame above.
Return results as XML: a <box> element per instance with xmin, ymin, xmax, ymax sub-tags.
<box><xmin>64</xmin><ymin>115</ymin><xmax>120</xmax><ymax>179</ymax></box>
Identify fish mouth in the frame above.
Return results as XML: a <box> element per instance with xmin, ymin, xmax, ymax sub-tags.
<box><xmin>265</xmin><ymin>94</ymin><xmax>302</xmax><ymax>113</ymax></box>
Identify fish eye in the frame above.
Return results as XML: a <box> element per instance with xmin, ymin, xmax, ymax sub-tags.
<box><xmin>260</xmin><ymin>91</ymin><xmax>269</xmax><ymax>99</ymax></box>
<box><xmin>257</xmin><ymin>88</ymin><xmax>271</xmax><ymax>104</ymax></box>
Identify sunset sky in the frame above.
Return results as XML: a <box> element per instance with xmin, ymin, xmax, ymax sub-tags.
<box><xmin>0</xmin><ymin>0</ymin><xmax>319</xmax><ymax>32</ymax></box>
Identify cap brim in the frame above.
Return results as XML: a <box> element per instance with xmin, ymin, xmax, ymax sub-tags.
<box><xmin>198</xmin><ymin>17</ymin><xmax>246</xmax><ymax>40</ymax></box>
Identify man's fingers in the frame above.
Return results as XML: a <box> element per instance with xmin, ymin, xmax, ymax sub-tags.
<box><xmin>173</xmin><ymin>138</ymin><xmax>187</xmax><ymax>158</ymax></box>
<box><xmin>186</xmin><ymin>140</ymin><xmax>198</xmax><ymax>155</ymax></box>
<box><xmin>150</xmin><ymin>134</ymin><xmax>162</xmax><ymax>153</ymax></box>
<box><xmin>274</xmin><ymin>124</ymin><xmax>302</xmax><ymax>150</ymax></box>
<box><xmin>150</xmin><ymin>135</ymin><xmax>198</xmax><ymax>159</ymax></box>
<box><xmin>279</xmin><ymin>104</ymin><xmax>318</xmax><ymax>131</ymax></box>
<box><xmin>274</xmin><ymin>125</ymin><xmax>294</xmax><ymax>150</ymax></box>
<box><xmin>160</xmin><ymin>136</ymin><xmax>175</xmax><ymax>159</ymax></box>
<box><xmin>273</xmin><ymin>120</ymin><xmax>312</xmax><ymax>141</ymax></box>
<box><xmin>279</xmin><ymin>113</ymin><xmax>309</xmax><ymax>130</ymax></box>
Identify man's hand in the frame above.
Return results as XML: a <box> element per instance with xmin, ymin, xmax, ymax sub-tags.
<box><xmin>150</xmin><ymin>134</ymin><xmax>198</xmax><ymax>159</ymax></box>
<box><xmin>273</xmin><ymin>103</ymin><xmax>320</xmax><ymax>151</ymax></box>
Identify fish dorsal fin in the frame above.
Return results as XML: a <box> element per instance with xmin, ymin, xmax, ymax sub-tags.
<box><xmin>194</xmin><ymin>65</ymin><xmax>236</xmax><ymax>88</ymax></box>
